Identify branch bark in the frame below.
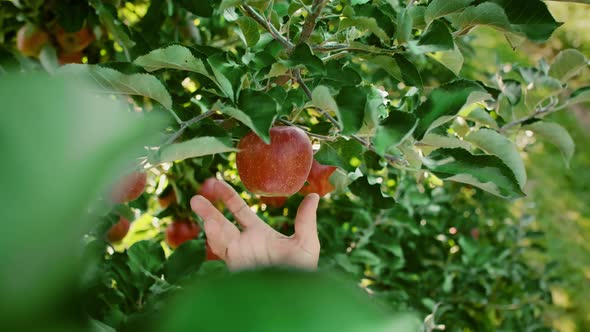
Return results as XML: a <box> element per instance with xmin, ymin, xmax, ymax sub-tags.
<box><xmin>500</xmin><ymin>99</ymin><xmax>559</xmax><ymax>132</ymax></box>
<box><xmin>164</xmin><ymin>109</ymin><xmax>217</xmax><ymax>145</ymax></box>
<box><xmin>241</xmin><ymin>5</ymin><xmax>294</xmax><ymax>51</ymax></box>
<box><xmin>298</xmin><ymin>0</ymin><xmax>329</xmax><ymax>46</ymax></box>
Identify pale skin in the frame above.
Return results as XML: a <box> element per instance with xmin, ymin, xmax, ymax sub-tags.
<box><xmin>190</xmin><ymin>179</ymin><xmax>321</xmax><ymax>271</ymax></box>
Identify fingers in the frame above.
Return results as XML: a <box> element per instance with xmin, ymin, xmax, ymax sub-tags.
<box><xmin>213</xmin><ymin>180</ymin><xmax>260</xmax><ymax>228</ymax></box>
<box><xmin>294</xmin><ymin>193</ymin><xmax>320</xmax><ymax>245</ymax></box>
<box><xmin>190</xmin><ymin>195</ymin><xmax>239</xmax><ymax>260</ymax></box>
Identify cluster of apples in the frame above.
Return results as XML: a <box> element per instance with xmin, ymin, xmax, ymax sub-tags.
<box><xmin>104</xmin><ymin>126</ymin><xmax>337</xmax><ymax>261</ymax></box>
<box><xmin>16</xmin><ymin>23</ymin><xmax>94</xmax><ymax>65</ymax></box>
<box><xmin>237</xmin><ymin>126</ymin><xmax>338</xmax><ymax>208</ymax></box>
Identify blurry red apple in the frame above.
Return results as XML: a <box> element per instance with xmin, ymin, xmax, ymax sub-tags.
<box><xmin>471</xmin><ymin>228</ymin><xmax>480</xmax><ymax>240</ymax></box>
<box><xmin>198</xmin><ymin>177</ymin><xmax>224</xmax><ymax>210</ymax></box>
<box><xmin>206</xmin><ymin>242</ymin><xmax>221</xmax><ymax>261</ymax></box>
<box><xmin>109</xmin><ymin>171</ymin><xmax>147</xmax><ymax>204</ymax></box>
<box><xmin>260</xmin><ymin>196</ymin><xmax>287</xmax><ymax>208</ymax></box>
<box><xmin>299</xmin><ymin>159</ymin><xmax>337</xmax><ymax>197</ymax></box>
<box><xmin>17</xmin><ymin>24</ymin><xmax>49</xmax><ymax>57</ymax></box>
<box><xmin>55</xmin><ymin>26</ymin><xmax>95</xmax><ymax>53</ymax></box>
<box><xmin>58</xmin><ymin>51</ymin><xmax>83</xmax><ymax>65</ymax></box>
<box><xmin>236</xmin><ymin>127</ymin><xmax>313</xmax><ymax>196</ymax></box>
<box><xmin>158</xmin><ymin>188</ymin><xmax>177</xmax><ymax>209</ymax></box>
<box><xmin>166</xmin><ymin>220</ymin><xmax>200</xmax><ymax>249</ymax></box>
<box><xmin>107</xmin><ymin>217</ymin><xmax>130</xmax><ymax>242</ymax></box>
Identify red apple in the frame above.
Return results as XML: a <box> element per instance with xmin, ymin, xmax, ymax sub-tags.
<box><xmin>206</xmin><ymin>242</ymin><xmax>221</xmax><ymax>261</ymax></box>
<box><xmin>166</xmin><ymin>220</ymin><xmax>200</xmax><ymax>249</ymax></box>
<box><xmin>299</xmin><ymin>159</ymin><xmax>337</xmax><ymax>197</ymax></box>
<box><xmin>107</xmin><ymin>217</ymin><xmax>130</xmax><ymax>242</ymax></box>
<box><xmin>17</xmin><ymin>24</ymin><xmax>50</xmax><ymax>57</ymax></box>
<box><xmin>236</xmin><ymin>126</ymin><xmax>313</xmax><ymax>196</ymax></box>
<box><xmin>260</xmin><ymin>196</ymin><xmax>287</xmax><ymax>208</ymax></box>
<box><xmin>158</xmin><ymin>188</ymin><xmax>177</xmax><ymax>209</ymax></box>
<box><xmin>58</xmin><ymin>51</ymin><xmax>83</xmax><ymax>65</ymax></box>
<box><xmin>471</xmin><ymin>228</ymin><xmax>480</xmax><ymax>240</ymax></box>
<box><xmin>109</xmin><ymin>171</ymin><xmax>147</xmax><ymax>204</ymax></box>
<box><xmin>198</xmin><ymin>177</ymin><xmax>224</xmax><ymax>210</ymax></box>
<box><xmin>55</xmin><ymin>26</ymin><xmax>95</xmax><ymax>53</ymax></box>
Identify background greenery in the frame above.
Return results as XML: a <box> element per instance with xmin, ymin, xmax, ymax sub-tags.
<box><xmin>0</xmin><ymin>0</ymin><xmax>588</xmax><ymax>331</ymax></box>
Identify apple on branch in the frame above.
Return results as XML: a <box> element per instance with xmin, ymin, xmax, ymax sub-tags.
<box><xmin>166</xmin><ymin>220</ymin><xmax>200</xmax><ymax>249</ymax></box>
<box><xmin>299</xmin><ymin>159</ymin><xmax>337</xmax><ymax>197</ymax></box>
<box><xmin>236</xmin><ymin>126</ymin><xmax>313</xmax><ymax>196</ymax></box>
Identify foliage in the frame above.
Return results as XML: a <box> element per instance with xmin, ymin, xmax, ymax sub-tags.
<box><xmin>1</xmin><ymin>0</ymin><xmax>589</xmax><ymax>331</ymax></box>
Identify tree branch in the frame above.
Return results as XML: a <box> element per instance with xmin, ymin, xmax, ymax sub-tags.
<box><xmin>500</xmin><ymin>99</ymin><xmax>559</xmax><ymax>132</ymax></box>
<box><xmin>278</xmin><ymin>119</ymin><xmax>336</xmax><ymax>141</ymax></box>
<box><xmin>298</xmin><ymin>0</ymin><xmax>329</xmax><ymax>46</ymax></box>
<box><xmin>164</xmin><ymin>109</ymin><xmax>217</xmax><ymax>145</ymax></box>
<box><xmin>241</xmin><ymin>5</ymin><xmax>294</xmax><ymax>51</ymax></box>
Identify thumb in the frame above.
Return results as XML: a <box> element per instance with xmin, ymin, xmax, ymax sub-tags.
<box><xmin>294</xmin><ymin>193</ymin><xmax>320</xmax><ymax>244</ymax></box>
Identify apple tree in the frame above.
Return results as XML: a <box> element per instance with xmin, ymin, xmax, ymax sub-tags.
<box><xmin>1</xmin><ymin>0</ymin><xmax>589</xmax><ymax>331</ymax></box>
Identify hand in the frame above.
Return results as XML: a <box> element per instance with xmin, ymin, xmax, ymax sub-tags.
<box><xmin>190</xmin><ymin>179</ymin><xmax>321</xmax><ymax>271</ymax></box>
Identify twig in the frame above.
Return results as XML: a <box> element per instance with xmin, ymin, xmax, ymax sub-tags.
<box><xmin>164</xmin><ymin>109</ymin><xmax>217</xmax><ymax>145</ymax></box>
<box><xmin>293</xmin><ymin>69</ymin><xmax>341</xmax><ymax>128</ymax></box>
<box><xmin>241</xmin><ymin>5</ymin><xmax>294</xmax><ymax>51</ymax></box>
<box><xmin>298</xmin><ymin>0</ymin><xmax>329</xmax><ymax>46</ymax></box>
<box><xmin>500</xmin><ymin>99</ymin><xmax>559</xmax><ymax>132</ymax></box>
<box><xmin>278</xmin><ymin>119</ymin><xmax>336</xmax><ymax>141</ymax></box>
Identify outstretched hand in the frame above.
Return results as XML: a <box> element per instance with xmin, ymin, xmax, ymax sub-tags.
<box><xmin>190</xmin><ymin>179</ymin><xmax>320</xmax><ymax>271</ymax></box>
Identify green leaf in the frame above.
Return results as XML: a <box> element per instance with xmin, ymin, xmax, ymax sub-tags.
<box><xmin>461</xmin><ymin>107</ymin><xmax>498</xmax><ymax>129</ymax></box>
<box><xmin>339</xmin><ymin>17</ymin><xmax>391</xmax><ymax>43</ymax></box>
<box><xmin>281</xmin><ymin>44</ymin><xmax>325</xmax><ymax>75</ymax></box>
<box><xmin>425</xmin><ymin>148</ymin><xmax>525</xmax><ymax>199</ymax></box>
<box><xmin>58</xmin><ymin>64</ymin><xmax>173</xmax><ymax>114</ymax></box>
<box><xmin>0</xmin><ymin>72</ymin><xmax>166</xmax><ymax>325</ymax></box>
<box><xmin>134</xmin><ymin>45</ymin><xmax>210</xmax><ymax>75</ymax></box>
<box><xmin>335</xmin><ymin>86</ymin><xmax>367</xmax><ymax>135</ymax></box>
<box><xmin>90</xmin><ymin>0</ymin><xmax>135</xmax><ymax>50</ymax></box>
<box><xmin>177</xmin><ymin>0</ymin><xmax>214</xmax><ymax>17</ymax></box>
<box><xmin>397</xmin><ymin>8</ymin><xmax>413</xmax><ymax>44</ymax></box>
<box><xmin>424</xmin><ymin>0</ymin><xmax>475</xmax><ymax>26</ymax></box>
<box><xmin>499</xmin><ymin>79</ymin><xmax>522</xmax><ymax>105</ymax></box>
<box><xmin>569</xmin><ymin>86</ymin><xmax>590</xmax><ymax>105</ymax></box>
<box><xmin>157</xmin><ymin>137</ymin><xmax>237</xmax><ymax>164</ymax></box>
<box><xmin>392</xmin><ymin>54</ymin><xmax>423</xmax><ymax>89</ymax></box>
<box><xmin>524</xmin><ymin>76</ymin><xmax>562</xmax><ymax>110</ymax></box>
<box><xmin>427</xmin><ymin>46</ymin><xmax>464</xmax><ymax>76</ymax></box>
<box><xmin>218</xmin><ymin>91</ymin><xmax>279</xmax><ymax>143</ymax></box>
<box><xmin>373</xmin><ymin>110</ymin><xmax>418</xmax><ymax>156</ymax></box>
<box><xmin>465</xmin><ymin>128</ymin><xmax>527</xmax><ymax>189</ymax></box>
<box><xmin>491</xmin><ymin>0</ymin><xmax>562</xmax><ymax>43</ymax></box>
<box><xmin>412</xmin><ymin>20</ymin><xmax>454</xmax><ymax>54</ymax></box>
<box><xmin>236</xmin><ymin>16</ymin><xmax>261</xmax><ymax>47</ymax></box>
<box><xmin>523</xmin><ymin>121</ymin><xmax>575</xmax><ymax>168</ymax></box>
<box><xmin>415</xmin><ymin>80</ymin><xmax>485</xmax><ymax>139</ymax></box>
<box><xmin>127</xmin><ymin>240</ymin><xmax>166</xmax><ymax>277</ymax></box>
<box><xmin>315</xmin><ymin>139</ymin><xmax>365</xmax><ymax>172</ymax></box>
<box><xmin>350</xmin><ymin>177</ymin><xmax>396</xmax><ymax>209</ymax></box>
<box><xmin>157</xmin><ymin>268</ymin><xmax>419</xmax><ymax>332</ymax></box>
<box><xmin>447</xmin><ymin>3</ymin><xmax>513</xmax><ymax>36</ymax></box>
<box><xmin>548</xmin><ymin>49</ymin><xmax>588</xmax><ymax>83</ymax></box>
<box><xmin>419</xmin><ymin>133</ymin><xmax>473</xmax><ymax>155</ymax></box>
<box><xmin>164</xmin><ymin>240</ymin><xmax>206</xmax><ymax>284</ymax></box>
<box><xmin>56</xmin><ymin>1</ymin><xmax>89</xmax><ymax>32</ymax></box>
<box><xmin>311</xmin><ymin>85</ymin><xmax>339</xmax><ymax>120</ymax></box>
<box><xmin>208</xmin><ymin>54</ymin><xmax>242</xmax><ymax>101</ymax></box>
